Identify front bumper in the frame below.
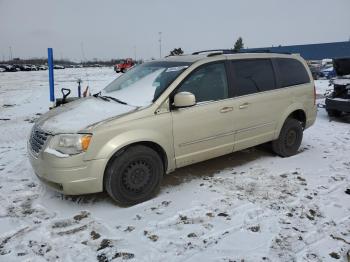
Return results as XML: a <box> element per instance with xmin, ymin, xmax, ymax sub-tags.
<box><xmin>325</xmin><ymin>97</ymin><xmax>350</xmax><ymax>113</ymax></box>
<box><xmin>27</xmin><ymin>142</ymin><xmax>106</xmax><ymax>195</ymax></box>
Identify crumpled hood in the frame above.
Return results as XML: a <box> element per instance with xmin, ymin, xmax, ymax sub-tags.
<box><xmin>37</xmin><ymin>97</ymin><xmax>137</xmax><ymax>134</ymax></box>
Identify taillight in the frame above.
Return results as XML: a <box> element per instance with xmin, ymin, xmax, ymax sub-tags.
<box><xmin>313</xmin><ymin>84</ymin><xmax>316</xmax><ymax>105</ymax></box>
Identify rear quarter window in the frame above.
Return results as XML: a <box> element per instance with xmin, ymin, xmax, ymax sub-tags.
<box><xmin>275</xmin><ymin>58</ymin><xmax>310</xmax><ymax>87</ymax></box>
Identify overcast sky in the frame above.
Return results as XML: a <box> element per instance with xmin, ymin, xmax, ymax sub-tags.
<box><xmin>1</xmin><ymin>0</ymin><xmax>349</xmax><ymax>61</ymax></box>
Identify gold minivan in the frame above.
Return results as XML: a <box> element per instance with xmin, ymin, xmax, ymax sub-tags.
<box><xmin>28</xmin><ymin>51</ymin><xmax>317</xmax><ymax>204</ymax></box>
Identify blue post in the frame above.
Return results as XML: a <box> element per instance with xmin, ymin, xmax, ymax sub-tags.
<box><xmin>48</xmin><ymin>48</ymin><xmax>55</xmax><ymax>104</ymax></box>
<box><xmin>78</xmin><ymin>81</ymin><xmax>81</xmax><ymax>98</ymax></box>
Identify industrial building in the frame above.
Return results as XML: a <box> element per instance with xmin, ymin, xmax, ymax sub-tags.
<box><xmin>245</xmin><ymin>41</ymin><xmax>350</xmax><ymax>60</ymax></box>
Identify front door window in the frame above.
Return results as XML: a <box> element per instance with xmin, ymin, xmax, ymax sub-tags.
<box><xmin>177</xmin><ymin>63</ymin><xmax>228</xmax><ymax>103</ymax></box>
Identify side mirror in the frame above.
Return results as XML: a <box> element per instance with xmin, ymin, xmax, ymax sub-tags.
<box><xmin>174</xmin><ymin>92</ymin><xmax>196</xmax><ymax>108</ymax></box>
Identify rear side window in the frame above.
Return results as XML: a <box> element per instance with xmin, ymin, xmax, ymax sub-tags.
<box><xmin>231</xmin><ymin>59</ymin><xmax>276</xmax><ymax>96</ymax></box>
<box><xmin>275</xmin><ymin>58</ymin><xmax>310</xmax><ymax>87</ymax></box>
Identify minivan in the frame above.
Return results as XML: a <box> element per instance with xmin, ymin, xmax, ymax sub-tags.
<box><xmin>28</xmin><ymin>51</ymin><xmax>317</xmax><ymax>205</ymax></box>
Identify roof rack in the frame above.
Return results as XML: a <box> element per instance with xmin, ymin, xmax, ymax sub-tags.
<box><xmin>192</xmin><ymin>49</ymin><xmax>291</xmax><ymax>56</ymax></box>
<box><xmin>192</xmin><ymin>49</ymin><xmax>236</xmax><ymax>55</ymax></box>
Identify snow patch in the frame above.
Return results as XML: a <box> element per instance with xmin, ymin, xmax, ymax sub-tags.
<box><xmin>44</xmin><ymin>148</ymin><xmax>69</xmax><ymax>158</ymax></box>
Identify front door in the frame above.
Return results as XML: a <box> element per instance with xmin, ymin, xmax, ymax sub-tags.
<box><xmin>171</xmin><ymin>62</ymin><xmax>235</xmax><ymax>168</ymax></box>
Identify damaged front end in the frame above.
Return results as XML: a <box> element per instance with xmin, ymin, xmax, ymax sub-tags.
<box><xmin>325</xmin><ymin>58</ymin><xmax>350</xmax><ymax>117</ymax></box>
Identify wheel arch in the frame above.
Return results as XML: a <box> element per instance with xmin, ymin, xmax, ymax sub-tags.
<box><xmin>102</xmin><ymin>140</ymin><xmax>169</xmax><ymax>190</ymax></box>
<box><xmin>274</xmin><ymin>105</ymin><xmax>307</xmax><ymax>139</ymax></box>
<box><xmin>288</xmin><ymin>109</ymin><xmax>306</xmax><ymax>128</ymax></box>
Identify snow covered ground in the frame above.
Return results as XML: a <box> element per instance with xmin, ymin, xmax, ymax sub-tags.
<box><xmin>0</xmin><ymin>68</ymin><xmax>349</xmax><ymax>262</ymax></box>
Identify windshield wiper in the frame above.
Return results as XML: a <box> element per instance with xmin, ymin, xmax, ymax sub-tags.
<box><xmin>93</xmin><ymin>92</ymin><xmax>127</xmax><ymax>105</ymax></box>
<box><xmin>102</xmin><ymin>96</ymin><xmax>127</xmax><ymax>105</ymax></box>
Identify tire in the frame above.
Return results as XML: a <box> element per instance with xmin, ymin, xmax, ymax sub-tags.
<box><xmin>121</xmin><ymin>68</ymin><xmax>126</xmax><ymax>73</ymax></box>
<box><xmin>104</xmin><ymin>145</ymin><xmax>164</xmax><ymax>205</ymax></box>
<box><xmin>327</xmin><ymin>109</ymin><xmax>342</xmax><ymax>117</ymax></box>
<box><xmin>272</xmin><ymin>118</ymin><xmax>303</xmax><ymax>157</ymax></box>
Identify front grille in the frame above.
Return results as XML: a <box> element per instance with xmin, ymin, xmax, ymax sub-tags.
<box><xmin>29</xmin><ymin>126</ymin><xmax>49</xmax><ymax>155</ymax></box>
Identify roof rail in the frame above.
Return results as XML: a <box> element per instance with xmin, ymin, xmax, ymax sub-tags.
<box><xmin>192</xmin><ymin>49</ymin><xmax>235</xmax><ymax>55</ymax></box>
<box><xmin>192</xmin><ymin>49</ymin><xmax>291</xmax><ymax>56</ymax></box>
<box><xmin>243</xmin><ymin>49</ymin><xmax>292</xmax><ymax>55</ymax></box>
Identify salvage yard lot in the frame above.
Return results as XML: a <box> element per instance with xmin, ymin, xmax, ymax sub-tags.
<box><xmin>0</xmin><ymin>68</ymin><xmax>349</xmax><ymax>261</ymax></box>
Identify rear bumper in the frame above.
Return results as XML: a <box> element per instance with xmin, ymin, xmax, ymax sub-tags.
<box><xmin>27</xmin><ymin>142</ymin><xmax>106</xmax><ymax>195</ymax></box>
<box><xmin>325</xmin><ymin>97</ymin><xmax>350</xmax><ymax>113</ymax></box>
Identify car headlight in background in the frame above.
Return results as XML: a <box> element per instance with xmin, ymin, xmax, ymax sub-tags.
<box><xmin>48</xmin><ymin>134</ymin><xmax>92</xmax><ymax>155</ymax></box>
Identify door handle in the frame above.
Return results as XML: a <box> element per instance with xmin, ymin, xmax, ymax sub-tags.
<box><xmin>239</xmin><ymin>103</ymin><xmax>249</xmax><ymax>109</ymax></box>
<box><xmin>220</xmin><ymin>106</ymin><xmax>233</xmax><ymax>113</ymax></box>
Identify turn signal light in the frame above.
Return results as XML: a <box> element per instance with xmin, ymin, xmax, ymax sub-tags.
<box><xmin>81</xmin><ymin>135</ymin><xmax>92</xmax><ymax>151</ymax></box>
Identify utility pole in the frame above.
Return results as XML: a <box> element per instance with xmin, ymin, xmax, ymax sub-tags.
<box><xmin>9</xmin><ymin>46</ymin><xmax>13</xmax><ymax>61</ymax></box>
<box><xmin>134</xmin><ymin>46</ymin><xmax>137</xmax><ymax>61</ymax></box>
<box><xmin>80</xmin><ymin>42</ymin><xmax>86</xmax><ymax>64</ymax></box>
<box><xmin>158</xmin><ymin>32</ymin><xmax>162</xmax><ymax>58</ymax></box>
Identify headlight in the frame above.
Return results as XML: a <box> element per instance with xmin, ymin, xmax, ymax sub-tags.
<box><xmin>48</xmin><ymin>134</ymin><xmax>92</xmax><ymax>155</ymax></box>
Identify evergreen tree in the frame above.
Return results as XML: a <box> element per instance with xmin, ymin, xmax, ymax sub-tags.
<box><xmin>169</xmin><ymin>48</ymin><xmax>184</xmax><ymax>56</ymax></box>
<box><xmin>233</xmin><ymin>37</ymin><xmax>244</xmax><ymax>51</ymax></box>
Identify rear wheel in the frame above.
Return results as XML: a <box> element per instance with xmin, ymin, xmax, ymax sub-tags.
<box><xmin>104</xmin><ymin>145</ymin><xmax>163</xmax><ymax>205</ymax></box>
<box><xmin>272</xmin><ymin>118</ymin><xmax>303</xmax><ymax>157</ymax></box>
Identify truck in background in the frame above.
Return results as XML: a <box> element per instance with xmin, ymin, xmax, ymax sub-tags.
<box><xmin>114</xmin><ymin>58</ymin><xmax>135</xmax><ymax>73</ymax></box>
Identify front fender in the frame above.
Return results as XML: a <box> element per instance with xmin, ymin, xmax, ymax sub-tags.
<box><xmin>100</xmin><ymin>129</ymin><xmax>169</xmax><ymax>158</ymax></box>
<box><xmin>84</xmin><ymin>127</ymin><xmax>175</xmax><ymax>173</ymax></box>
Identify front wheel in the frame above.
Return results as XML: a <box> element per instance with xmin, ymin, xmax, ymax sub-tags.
<box><xmin>272</xmin><ymin>118</ymin><xmax>303</xmax><ymax>157</ymax></box>
<box><xmin>104</xmin><ymin>145</ymin><xmax>164</xmax><ymax>205</ymax></box>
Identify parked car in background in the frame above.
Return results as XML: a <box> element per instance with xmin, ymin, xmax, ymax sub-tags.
<box><xmin>307</xmin><ymin>60</ymin><xmax>322</xmax><ymax>79</ymax></box>
<box><xmin>322</xmin><ymin>58</ymin><xmax>333</xmax><ymax>67</ymax></box>
<box><xmin>325</xmin><ymin>57</ymin><xmax>350</xmax><ymax>117</ymax></box>
<box><xmin>38</xmin><ymin>65</ymin><xmax>48</xmax><ymax>70</ymax></box>
<box><xmin>28</xmin><ymin>51</ymin><xmax>317</xmax><ymax>205</ymax></box>
<box><xmin>319</xmin><ymin>65</ymin><xmax>336</xmax><ymax>79</ymax></box>
<box><xmin>12</xmin><ymin>65</ymin><xmax>21</xmax><ymax>71</ymax></box>
<box><xmin>0</xmin><ymin>65</ymin><xmax>7</xmax><ymax>72</ymax></box>
<box><xmin>30</xmin><ymin>65</ymin><xmax>38</xmax><ymax>71</ymax></box>
<box><xmin>54</xmin><ymin>65</ymin><xmax>65</xmax><ymax>69</ymax></box>
<box><xmin>4</xmin><ymin>65</ymin><xmax>17</xmax><ymax>72</ymax></box>
<box><xmin>114</xmin><ymin>58</ymin><xmax>135</xmax><ymax>73</ymax></box>
<box><xmin>20</xmin><ymin>65</ymin><xmax>32</xmax><ymax>71</ymax></box>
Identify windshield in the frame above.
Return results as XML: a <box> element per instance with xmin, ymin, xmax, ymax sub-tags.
<box><xmin>102</xmin><ymin>61</ymin><xmax>191</xmax><ymax>106</ymax></box>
